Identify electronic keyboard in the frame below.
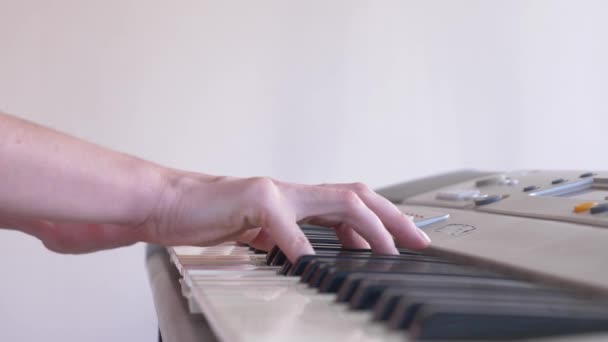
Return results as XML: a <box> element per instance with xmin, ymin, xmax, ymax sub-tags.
<box><xmin>147</xmin><ymin>169</ymin><xmax>608</xmax><ymax>341</ymax></box>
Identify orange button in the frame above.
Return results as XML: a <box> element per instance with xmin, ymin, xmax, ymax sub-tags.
<box><xmin>574</xmin><ymin>202</ymin><xmax>598</xmax><ymax>213</ymax></box>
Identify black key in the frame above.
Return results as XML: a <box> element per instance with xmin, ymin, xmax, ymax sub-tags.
<box><xmin>279</xmin><ymin>260</ymin><xmax>292</xmax><ymax>274</ymax></box>
<box><xmin>284</xmin><ymin>255</ymin><xmax>319</xmax><ymax>276</ymax></box>
<box><xmin>301</xmin><ymin>225</ymin><xmax>337</xmax><ymax>234</ymax></box>
<box><xmin>300</xmin><ymin>257</ymin><xmax>400</xmax><ymax>284</ymax></box>
<box><xmin>318</xmin><ymin>257</ymin><xmax>457</xmax><ymax>293</ymax></box>
<box><xmin>300</xmin><ymin>260</ymin><xmax>327</xmax><ymax>283</ymax></box>
<box><xmin>307</xmin><ymin>262</ymin><xmax>333</xmax><ymax>287</ymax></box>
<box><xmin>271</xmin><ymin>243</ymin><xmax>365</xmax><ymax>266</ymax></box>
<box><xmin>408</xmin><ymin>300</ymin><xmax>608</xmax><ymax>340</ymax></box>
<box><xmin>338</xmin><ymin>273</ymin><xmax>527</xmax><ymax>303</ymax></box>
<box><xmin>270</xmin><ymin>250</ymin><xmax>287</xmax><ymax>266</ymax></box>
<box><xmin>349</xmin><ymin>281</ymin><xmax>555</xmax><ymax>311</ymax></box>
<box><xmin>373</xmin><ymin>288</ymin><xmax>408</xmax><ymax>322</ymax></box>
<box><xmin>307</xmin><ymin>259</ymin><xmax>498</xmax><ymax>289</ymax></box>
<box><xmin>281</xmin><ymin>249</ymin><xmax>389</xmax><ymax>276</ymax></box>
<box><xmin>286</xmin><ymin>253</ymin><xmax>367</xmax><ymax>276</ymax></box>
<box><xmin>368</xmin><ymin>277</ymin><xmax>544</xmax><ymax>321</ymax></box>
<box><xmin>291</xmin><ymin>252</ymin><xmax>442</xmax><ymax>277</ymax></box>
<box><xmin>383</xmin><ymin>287</ymin><xmax>582</xmax><ymax>326</ymax></box>
<box><xmin>265</xmin><ymin>246</ymin><xmax>280</xmax><ymax>265</ymax></box>
<box><xmin>388</xmin><ymin>292</ymin><xmax>607</xmax><ymax>331</ymax></box>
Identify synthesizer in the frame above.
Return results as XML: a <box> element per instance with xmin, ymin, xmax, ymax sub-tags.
<box><xmin>147</xmin><ymin>170</ymin><xmax>608</xmax><ymax>341</ymax></box>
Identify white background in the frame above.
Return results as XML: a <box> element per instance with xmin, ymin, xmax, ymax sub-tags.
<box><xmin>1</xmin><ymin>1</ymin><xmax>607</xmax><ymax>341</ymax></box>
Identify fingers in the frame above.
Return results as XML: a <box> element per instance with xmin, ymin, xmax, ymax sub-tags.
<box><xmin>236</xmin><ymin>228</ymin><xmax>276</xmax><ymax>252</ymax></box>
<box><xmin>249</xmin><ymin>229</ymin><xmax>275</xmax><ymax>251</ymax></box>
<box><xmin>290</xmin><ymin>186</ymin><xmax>399</xmax><ymax>255</ymax></box>
<box><xmin>342</xmin><ymin>183</ymin><xmax>431</xmax><ymax>249</ymax></box>
<box><xmin>242</xmin><ymin>177</ymin><xmax>429</xmax><ymax>263</ymax></box>
<box><xmin>334</xmin><ymin>223</ymin><xmax>371</xmax><ymax>250</ymax></box>
<box><xmin>264</xmin><ymin>211</ymin><xmax>314</xmax><ymax>263</ymax></box>
<box><xmin>336</xmin><ymin>195</ymin><xmax>399</xmax><ymax>254</ymax></box>
<box><xmin>297</xmin><ymin>182</ymin><xmax>430</xmax><ymax>251</ymax></box>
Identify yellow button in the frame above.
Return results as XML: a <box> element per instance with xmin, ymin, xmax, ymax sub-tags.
<box><xmin>574</xmin><ymin>202</ymin><xmax>598</xmax><ymax>213</ymax></box>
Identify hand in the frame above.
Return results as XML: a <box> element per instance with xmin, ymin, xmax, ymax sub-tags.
<box><xmin>0</xmin><ymin>113</ymin><xmax>429</xmax><ymax>259</ymax></box>
<box><xmin>2</xmin><ymin>170</ymin><xmax>430</xmax><ymax>260</ymax></box>
<box><xmin>141</xmin><ymin>172</ymin><xmax>431</xmax><ymax>262</ymax></box>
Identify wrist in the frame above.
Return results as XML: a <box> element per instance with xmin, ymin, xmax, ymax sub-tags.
<box><xmin>132</xmin><ymin>165</ymin><xmax>194</xmax><ymax>243</ymax></box>
<box><xmin>131</xmin><ymin>164</ymin><xmax>225</xmax><ymax>243</ymax></box>
<box><xmin>127</xmin><ymin>160</ymin><xmax>172</xmax><ymax>230</ymax></box>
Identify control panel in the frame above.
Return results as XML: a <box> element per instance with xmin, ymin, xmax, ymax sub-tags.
<box><xmin>403</xmin><ymin>170</ymin><xmax>608</xmax><ymax>228</ymax></box>
<box><xmin>386</xmin><ymin>170</ymin><xmax>608</xmax><ymax>296</ymax></box>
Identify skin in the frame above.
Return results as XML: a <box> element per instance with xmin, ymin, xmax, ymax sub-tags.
<box><xmin>0</xmin><ymin>112</ymin><xmax>430</xmax><ymax>262</ymax></box>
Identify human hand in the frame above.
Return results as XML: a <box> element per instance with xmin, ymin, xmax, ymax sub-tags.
<box><xmin>141</xmin><ymin>172</ymin><xmax>431</xmax><ymax>262</ymax></box>
<box><xmin>0</xmin><ymin>113</ymin><xmax>429</xmax><ymax>259</ymax></box>
<box><xmin>1</xmin><ymin>169</ymin><xmax>430</xmax><ymax>259</ymax></box>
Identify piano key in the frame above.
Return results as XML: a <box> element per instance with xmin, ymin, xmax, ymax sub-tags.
<box><xmin>388</xmin><ymin>292</ymin><xmax>608</xmax><ymax>331</ymax></box>
<box><xmin>306</xmin><ymin>258</ymin><xmax>500</xmax><ymax>289</ymax></box>
<box><xmin>286</xmin><ymin>251</ymin><xmax>436</xmax><ymax>277</ymax></box>
<box><xmin>265</xmin><ymin>246</ymin><xmax>280</xmax><ymax>266</ymax></box>
<box><xmin>280</xmin><ymin>249</ymin><xmax>394</xmax><ymax>275</ymax></box>
<box><xmin>368</xmin><ymin>277</ymin><xmax>556</xmax><ymax>322</ymax></box>
<box><xmin>168</xmin><ymin>242</ymin><xmax>608</xmax><ymax>341</ymax></box>
<box><xmin>270</xmin><ymin>251</ymin><xmax>287</xmax><ymax>266</ymax></box>
<box><xmin>348</xmin><ymin>277</ymin><xmax>559</xmax><ymax>311</ymax></box>
<box><xmin>337</xmin><ymin>273</ymin><xmax>532</xmax><ymax>304</ymax></box>
<box><xmin>269</xmin><ymin>245</ymin><xmax>374</xmax><ymax>267</ymax></box>
<box><xmin>407</xmin><ymin>300</ymin><xmax>608</xmax><ymax>340</ymax></box>
<box><xmin>318</xmin><ymin>260</ymin><xmax>469</xmax><ymax>294</ymax></box>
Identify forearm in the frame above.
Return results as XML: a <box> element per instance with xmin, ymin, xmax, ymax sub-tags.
<box><xmin>0</xmin><ymin>112</ymin><xmax>429</xmax><ymax>258</ymax></box>
<box><xmin>0</xmin><ymin>112</ymin><xmax>165</xmax><ymax>226</ymax></box>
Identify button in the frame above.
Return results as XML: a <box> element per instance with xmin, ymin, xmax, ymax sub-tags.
<box><xmin>590</xmin><ymin>203</ymin><xmax>608</xmax><ymax>215</ymax></box>
<box><xmin>474</xmin><ymin>194</ymin><xmax>505</xmax><ymax>206</ymax></box>
<box><xmin>574</xmin><ymin>202</ymin><xmax>598</xmax><ymax>213</ymax></box>
<box><xmin>523</xmin><ymin>185</ymin><xmax>538</xmax><ymax>192</ymax></box>
<box><xmin>551</xmin><ymin>178</ymin><xmax>567</xmax><ymax>185</ymax></box>
<box><xmin>506</xmin><ymin>178</ymin><xmax>519</xmax><ymax>186</ymax></box>
<box><xmin>580</xmin><ymin>172</ymin><xmax>595</xmax><ymax>178</ymax></box>
<box><xmin>475</xmin><ymin>175</ymin><xmax>507</xmax><ymax>187</ymax></box>
<box><xmin>436</xmin><ymin>190</ymin><xmax>481</xmax><ymax>201</ymax></box>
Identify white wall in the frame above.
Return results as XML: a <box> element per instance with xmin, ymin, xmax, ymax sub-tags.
<box><xmin>1</xmin><ymin>1</ymin><xmax>607</xmax><ymax>341</ymax></box>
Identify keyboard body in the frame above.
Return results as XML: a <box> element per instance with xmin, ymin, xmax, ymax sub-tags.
<box><xmin>146</xmin><ymin>169</ymin><xmax>608</xmax><ymax>342</ymax></box>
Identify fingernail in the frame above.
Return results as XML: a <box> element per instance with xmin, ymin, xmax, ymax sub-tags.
<box><xmin>417</xmin><ymin>227</ymin><xmax>431</xmax><ymax>245</ymax></box>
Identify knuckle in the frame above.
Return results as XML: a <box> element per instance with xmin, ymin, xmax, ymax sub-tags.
<box><xmin>246</xmin><ymin>177</ymin><xmax>281</xmax><ymax>223</ymax></box>
<box><xmin>248</xmin><ymin>177</ymin><xmax>279</xmax><ymax>202</ymax></box>
<box><xmin>341</xmin><ymin>190</ymin><xmax>364</xmax><ymax>209</ymax></box>
<box><xmin>350</xmin><ymin>182</ymin><xmax>371</xmax><ymax>195</ymax></box>
<box><xmin>208</xmin><ymin>175</ymin><xmax>229</xmax><ymax>183</ymax></box>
